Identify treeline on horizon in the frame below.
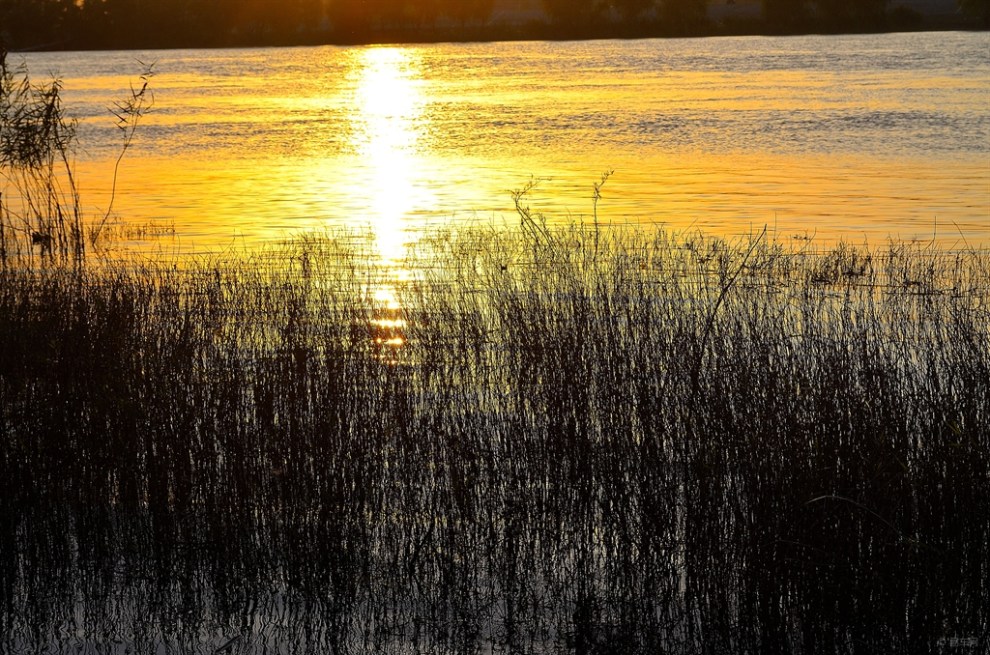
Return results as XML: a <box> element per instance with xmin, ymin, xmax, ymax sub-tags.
<box><xmin>0</xmin><ymin>0</ymin><xmax>987</xmax><ymax>51</ymax></box>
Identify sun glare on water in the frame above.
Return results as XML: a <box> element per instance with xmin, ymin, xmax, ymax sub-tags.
<box><xmin>352</xmin><ymin>47</ymin><xmax>430</xmax><ymax>265</ymax></box>
<box><xmin>348</xmin><ymin>47</ymin><xmax>429</xmax><ymax>357</ymax></box>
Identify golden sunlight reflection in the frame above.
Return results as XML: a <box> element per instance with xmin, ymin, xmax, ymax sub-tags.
<box><xmin>49</xmin><ymin>39</ymin><xmax>987</xmax><ymax>263</ymax></box>
<box><xmin>353</xmin><ymin>47</ymin><xmax>425</xmax><ymax>264</ymax></box>
<box><xmin>370</xmin><ymin>286</ymin><xmax>406</xmax><ymax>348</ymax></box>
<box><xmin>369</xmin><ymin>289</ymin><xmax>408</xmax><ymax>358</ymax></box>
<box><xmin>348</xmin><ymin>47</ymin><xmax>430</xmax><ymax>361</ymax></box>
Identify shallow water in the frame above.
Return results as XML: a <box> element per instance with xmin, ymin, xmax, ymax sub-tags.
<box><xmin>18</xmin><ymin>31</ymin><xmax>990</xmax><ymax>257</ymax></box>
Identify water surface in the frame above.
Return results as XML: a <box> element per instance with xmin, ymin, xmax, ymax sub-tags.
<box><xmin>21</xmin><ymin>31</ymin><xmax>990</xmax><ymax>256</ymax></box>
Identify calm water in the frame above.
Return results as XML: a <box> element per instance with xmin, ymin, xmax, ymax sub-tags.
<box><xmin>20</xmin><ymin>31</ymin><xmax>990</xmax><ymax>256</ymax></box>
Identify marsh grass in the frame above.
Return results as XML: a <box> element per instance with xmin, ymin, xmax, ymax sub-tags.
<box><xmin>0</xmin><ymin>47</ymin><xmax>83</xmax><ymax>264</ymax></box>
<box><xmin>0</xmin><ymin>224</ymin><xmax>987</xmax><ymax>654</ymax></box>
<box><xmin>0</xmin><ymin>48</ymin><xmax>152</xmax><ymax>267</ymax></box>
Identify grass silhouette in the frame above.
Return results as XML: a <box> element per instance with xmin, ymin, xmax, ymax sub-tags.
<box><xmin>0</xmin><ymin>223</ymin><xmax>986</xmax><ymax>653</ymax></box>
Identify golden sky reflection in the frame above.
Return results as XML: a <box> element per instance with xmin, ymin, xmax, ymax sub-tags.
<box><xmin>41</xmin><ymin>34</ymin><xmax>987</xmax><ymax>258</ymax></box>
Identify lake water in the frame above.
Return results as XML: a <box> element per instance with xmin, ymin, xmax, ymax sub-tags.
<box><xmin>19</xmin><ymin>31</ymin><xmax>990</xmax><ymax>257</ymax></box>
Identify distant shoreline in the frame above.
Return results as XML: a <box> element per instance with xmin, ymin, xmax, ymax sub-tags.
<box><xmin>7</xmin><ymin>16</ymin><xmax>987</xmax><ymax>53</ymax></box>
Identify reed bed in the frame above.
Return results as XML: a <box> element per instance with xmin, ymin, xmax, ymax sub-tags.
<box><xmin>0</xmin><ymin>225</ymin><xmax>987</xmax><ymax>654</ymax></box>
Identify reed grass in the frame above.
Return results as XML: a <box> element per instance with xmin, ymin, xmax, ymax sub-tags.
<box><xmin>0</xmin><ymin>48</ymin><xmax>152</xmax><ymax>267</ymax></box>
<box><xmin>0</xmin><ymin>223</ymin><xmax>987</xmax><ymax>654</ymax></box>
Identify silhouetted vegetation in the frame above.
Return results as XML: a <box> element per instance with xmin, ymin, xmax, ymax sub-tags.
<box><xmin>1</xmin><ymin>209</ymin><xmax>988</xmax><ymax>652</ymax></box>
<box><xmin>0</xmin><ymin>46</ymin><xmax>151</xmax><ymax>264</ymax></box>
<box><xmin>761</xmin><ymin>0</ymin><xmax>814</xmax><ymax>33</ymax></box>
<box><xmin>0</xmin><ymin>0</ymin><xmax>985</xmax><ymax>51</ymax></box>
<box><xmin>794</xmin><ymin>0</ymin><xmax>889</xmax><ymax>32</ymax></box>
<box><xmin>0</xmin><ymin>46</ymin><xmax>83</xmax><ymax>261</ymax></box>
<box><xmin>959</xmin><ymin>0</ymin><xmax>990</xmax><ymax>25</ymax></box>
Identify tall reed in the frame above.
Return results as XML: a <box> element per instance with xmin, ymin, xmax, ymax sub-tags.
<box><xmin>0</xmin><ymin>49</ymin><xmax>152</xmax><ymax>267</ymax></box>
<box><xmin>0</xmin><ymin>226</ymin><xmax>987</xmax><ymax>654</ymax></box>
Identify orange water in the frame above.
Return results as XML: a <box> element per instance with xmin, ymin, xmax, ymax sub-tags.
<box><xmin>18</xmin><ymin>32</ymin><xmax>990</xmax><ymax>261</ymax></box>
